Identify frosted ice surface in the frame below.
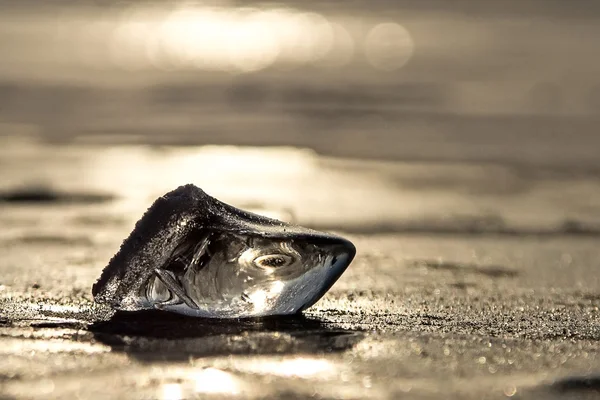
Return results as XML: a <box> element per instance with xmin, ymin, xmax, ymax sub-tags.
<box><xmin>92</xmin><ymin>185</ymin><xmax>355</xmax><ymax>318</ymax></box>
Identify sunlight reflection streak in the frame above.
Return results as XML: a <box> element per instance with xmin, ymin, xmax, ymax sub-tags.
<box><xmin>110</xmin><ymin>5</ymin><xmax>343</xmax><ymax>72</ymax></box>
<box><xmin>237</xmin><ymin>358</ymin><xmax>336</xmax><ymax>378</ymax></box>
<box><xmin>193</xmin><ymin>368</ymin><xmax>240</xmax><ymax>394</ymax></box>
<box><xmin>161</xmin><ymin>383</ymin><xmax>182</xmax><ymax>400</ymax></box>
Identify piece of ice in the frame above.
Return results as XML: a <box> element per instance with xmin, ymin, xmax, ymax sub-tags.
<box><xmin>92</xmin><ymin>184</ymin><xmax>355</xmax><ymax>318</ymax></box>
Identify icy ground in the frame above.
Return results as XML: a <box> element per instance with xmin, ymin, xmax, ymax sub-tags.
<box><xmin>0</xmin><ymin>141</ymin><xmax>599</xmax><ymax>399</ymax></box>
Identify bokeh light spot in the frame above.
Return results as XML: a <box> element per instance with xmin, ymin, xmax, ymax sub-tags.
<box><xmin>317</xmin><ymin>23</ymin><xmax>354</xmax><ymax>68</ymax></box>
<box><xmin>365</xmin><ymin>22</ymin><xmax>414</xmax><ymax>71</ymax></box>
<box><xmin>104</xmin><ymin>5</ymin><xmax>344</xmax><ymax>73</ymax></box>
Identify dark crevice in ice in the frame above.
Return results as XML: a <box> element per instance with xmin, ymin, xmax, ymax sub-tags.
<box><xmin>0</xmin><ymin>186</ymin><xmax>115</xmax><ymax>204</ymax></box>
<box><xmin>310</xmin><ymin>220</ymin><xmax>600</xmax><ymax>236</ymax></box>
<box><xmin>548</xmin><ymin>375</ymin><xmax>600</xmax><ymax>393</ymax></box>
<box><xmin>409</xmin><ymin>260</ymin><xmax>519</xmax><ymax>278</ymax></box>
<box><xmin>3</xmin><ymin>235</ymin><xmax>94</xmax><ymax>246</ymax></box>
<box><xmin>29</xmin><ymin>321</ymin><xmax>89</xmax><ymax>330</ymax></box>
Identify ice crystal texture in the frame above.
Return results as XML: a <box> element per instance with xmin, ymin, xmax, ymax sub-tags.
<box><xmin>92</xmin><ymin>185</ymin><xmax>355</xmax><ymax>318</ymax></box>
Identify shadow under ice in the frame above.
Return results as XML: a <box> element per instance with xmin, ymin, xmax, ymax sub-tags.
<box><xmin>89</xmin><ymin>310</ymin><xmax>365</xmax><ymax>361</ymax></box>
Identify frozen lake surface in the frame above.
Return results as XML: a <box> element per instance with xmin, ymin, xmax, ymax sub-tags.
<box><xmin>1</xmin><ymin>138</ymin><xmax>599</xmax><ymax>399</ymax></box>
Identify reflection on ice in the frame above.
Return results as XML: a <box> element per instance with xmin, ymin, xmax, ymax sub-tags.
<box><xmin>228</xmin><ymin>357</ymin><xmax>336</xmax><ymax>379</ymax></box>
<box><xmin>271</xmin><ymin>358</ymin><xmax>335</xmax><ymax>378</ymax></box>
<box><xmin>109</xmin><ymin>5</ymin><xmax>360</xmax><ymax>73</ymax></box>
<box><xmin>193</xmin><ymin>368</ymin><xmax>240</xmax><ymax>395</ymax></box>
<box><xmin>1</xmin><ymin>338</ymin><xmax>110</xmax><ymax>355</ymax></box>
<box><xmin>245</xmin><ymin>281</ymin><xmax>285</xmax><ymax>313</ymax></box>
<box><xmin>5</xmin><ymin>141</ymin><xmax>600</xmax><ymax>240</ymax></box>
<box><xmin>161</xmin><ymin>383</ymin><xmax>182</xmax><ymax>400</ymax></box>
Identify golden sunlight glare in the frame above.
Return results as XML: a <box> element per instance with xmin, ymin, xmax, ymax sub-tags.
<box><xmin>161</xmin><ymin>383</ymin><xmax>183</xmax><ymax>400</ymax></box>
<box><xmin>109</xmin><ymin>5</ymin><xmax>347</xmax><ymax>73</ymax></box>
<box><xmin>247</xmin><ymin>358</ymin><xmax>336</xmax><ymax>378</ymax></box>
<box><xmin>193</xmin><ymin>368</ymin><xmax>240</xmax><ymax>394</ymax></box>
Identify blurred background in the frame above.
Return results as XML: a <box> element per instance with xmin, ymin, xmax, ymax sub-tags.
<box><xmin>2</xmin><ymin>3</ymin><xmax>600</xmax><ymax>398</ymax></box>
<box><xmin>1</xmin><ymin>0</ymin><xmax>600</xmax><ymax>232</ymax></box>
<box><xmin>2</xmin><ymin>0</ymin><xmax>600</xmax><ymax>160</ymax></box>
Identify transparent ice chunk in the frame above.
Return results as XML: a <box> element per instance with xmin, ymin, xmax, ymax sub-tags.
<box><xmin>92</xmin><ymin>185</ymin><xmax>355</xmax><ymax>318</ymax></box>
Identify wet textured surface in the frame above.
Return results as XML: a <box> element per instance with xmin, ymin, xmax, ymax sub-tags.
<box><xmin>1</xmin><ymin>141</ymin><xmax>599</xmax><ymax>399</ymax></box>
